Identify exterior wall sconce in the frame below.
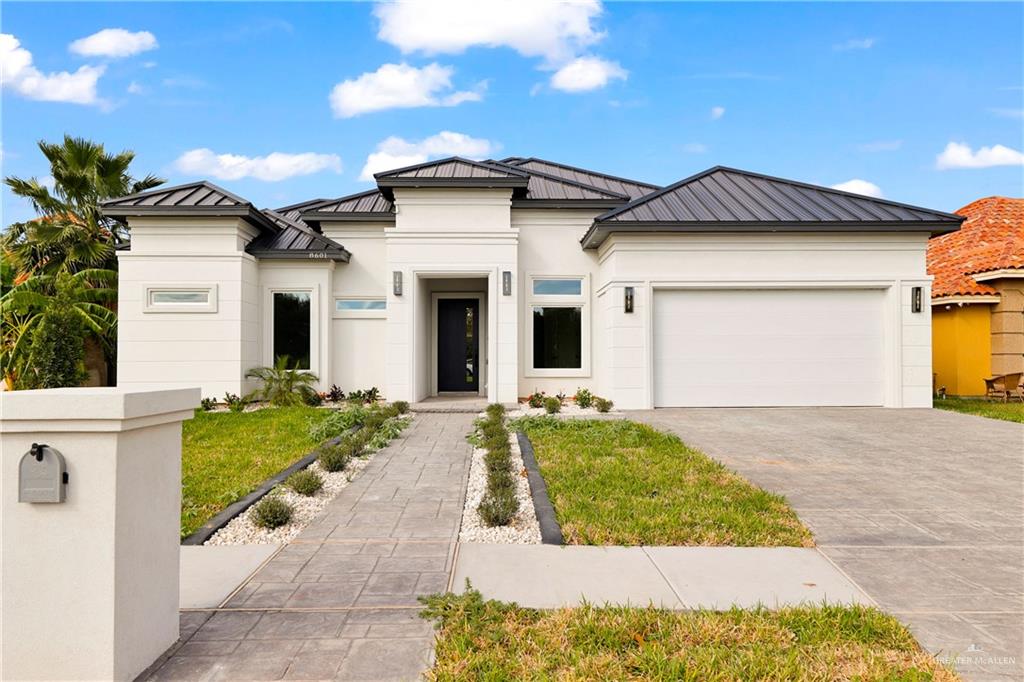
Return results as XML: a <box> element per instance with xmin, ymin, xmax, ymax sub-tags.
<box><xmin>393</xmin><ymin>271</ymin><xmax>403</xmax><ymax>297</ymax></box>
<box><xmin>624</xmin><ymin>286</ymin><xmax>635</xmax><ymax>313</ymax></box>
<box><xmin>502</xmin><ymin>271</ymin><xmax>512</xmax><ymax>296</ymax></box>
<box><xmin>911</xmin><ymin>286</ymin><xmax>922</xmax><ymax>313</ymax></box>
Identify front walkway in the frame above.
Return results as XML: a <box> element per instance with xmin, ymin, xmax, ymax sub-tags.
<box><xmin>147</xmin><ymin>412</ymin><xmax>475</xmax><ymax>682</ymax></box>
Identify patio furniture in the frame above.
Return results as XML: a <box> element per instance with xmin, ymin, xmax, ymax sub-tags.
<box><xmin>984</xmin><ymin>373</ymin><xmax>1024</xmax><ymax>402</ymax></box>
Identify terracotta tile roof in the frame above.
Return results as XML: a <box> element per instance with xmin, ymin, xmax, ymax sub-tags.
<box><xmin>928</xmin><ymin>196</ymin><xmax>1024</xmax><ymax>298</ymax></box>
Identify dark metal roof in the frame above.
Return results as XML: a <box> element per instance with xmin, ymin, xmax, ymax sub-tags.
<box><xmin>300</xmin><ymin>190</ymin><xmax>395</xmax><ymax>225</ymax></box>
<box><xmin>101</xmin><ymin>181</ymin><xmax>280</xmax><ymax>233</ymax></box>
<box><xmin>275</xmin><ymin>198</ymin><xmax>328</xmax><ymax>227</ymax></box>
<box><xmin>481</xmin><ymin>160</ymin><xmax>629</xmax><ymax>207</ymax></box>
<box><xmin>374</xmin><ymin>157</ymin><xmax>530</xmax><ymax>199</ymax></box>
<box><xmin>502</xmin><ymin>157</ymin><xmax>659</xmax><ymax>200</ymax></box>
<box><xmin>581</xmin><ymin>166</ymin><xmax>965</xmax><ymax>248</ymax></box>
<box><xmin>248</xmin><ymin>210</ymin><xmax>351</xmax><ymax>262</ymax></box>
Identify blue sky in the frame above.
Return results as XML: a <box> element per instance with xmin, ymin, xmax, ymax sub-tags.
<box><xmin>2</xmin><ymin>1</ymin><xmax>1022</xmax><ymax>224</ymax></box>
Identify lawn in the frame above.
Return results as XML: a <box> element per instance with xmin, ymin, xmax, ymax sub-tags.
<box><xmin>513</xmin><ymin>417</ymin><xmax>812</xmax><ymax>547</ymax></box>
<box><xmin>422</xmin><ymin>589</ymin><xmax>957</xmax><ymax>681</ymax></box>
<box><xmin>933</xmin><ymin>397</ymin><xmax>1024</xmax><ymax>423</ymax></box>
<box><xmin>180</xmin><ymin>406</ymin><xmax>332</xmax><ymax>538</ymax></box>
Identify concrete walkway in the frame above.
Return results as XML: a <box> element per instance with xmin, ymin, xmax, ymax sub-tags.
<box><xmin>454</xmin><ymin>544</ymin><xmax>871</xmax><ymax>609</ymax></box>
<box><xmin>146</xmin><ymin>412</ymin><xmax>475</xmax><ymax>682</ymax></box>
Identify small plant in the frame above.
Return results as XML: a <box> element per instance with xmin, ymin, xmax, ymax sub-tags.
<box><xmin>304</xmin><ymin>391</ymin><xmax>323</xmax><ymax>407</ymax></box>
<box><xmin>347</xmin><ymin>389</ymin><xmax>365</xmax><ymax>404</ymax></box>
<box><xmin>478</xmin><ymin>492</ymin><xmax>519</xmax><ymax>526</ymax></box>
<box><xmin>393</xmin><ymin>400</ymin><xmax>409</xmax><ymax>414</ymax></box>
<box><xmin>224</xmin><ymin>392</ymin><xmax>245</xmax><ymax>413</ymax></box>
<box><xmin>309</xmin><ymin>405</ymin><xmax>366</xmax><ymax>442</ymax></box>
<box><xmin>543</xmin><ymin>396</ymin><xmax>561</xmax><ymax>414</ymax></box>
<box><xmin>475</xmin><ymin>407</ymin><xmax>519</xmax><ymax>527</ymax></box>
<box><xmin>251</xmin><ymin>497</ymin><xmax>293</xmax><ymax>529</ymax></box>
<box><xmin>200</xmin><ymin>397</ymin><xmax>217</xmax><ymax>411</ymax></box>
<box><xmin>286</xmin><ymin>469</ymin><xmax>323</xmax><ymax>496</ymax></box>
<box><xmin>245</xmin><ymin>356</ymin><xmax>320</xmax><ymax>407</ymax></box>
<box><xmin>594</xmin><ymin>397</ymin><xmax>613</xmax><ymax>413</ymax></box>
<box><xmin>555</xmin><ymin>391</ymin><xmax>568</xmax><ymax>404</ymax></box>
<box><xmin>326</xmin><ymin>384</ymin><xmax>345</xmax><ymax>402</ymax></box>
<box><xmin>364</xmin><ymin>387</ymin><xmax>381</xmax><ymax>403</ymax></box>
<box><xmin>527</xmin><ymin>391</ymin><xmax>546</xmax><ymax>408</ymax></box>
<box><xmin>573</xmin><ymin>388</ymin><xmax>593</xmax><ymax>409</ymax></box>
<box><xmin>317</xmin><ymin>442</ymin><xmax>352</xmax><ymax>472</ymax></box>
<box><xmin>485</xmin><ymin>403</ymin><xmax>506</xmax><ymax>419</ymax></box>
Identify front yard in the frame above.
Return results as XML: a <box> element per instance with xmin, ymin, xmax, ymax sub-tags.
<box><xmin>423</xmin><ymin>589</ymin><xmax>957</xmax><ymax>681</ymax></box>
<box><xmin>180</xmin><ymin>406</ymin><xmax>331</xmax><ymax>538</ymax></box>
<box><xmin>513</xmin><ymin>417</ymin><xmax>812</xmax><ymax>546</ymax></box>
<box><xmin>933</xmin><ymin>397</ymin><xmax>1024</xmax><ymax>423</ymax></box>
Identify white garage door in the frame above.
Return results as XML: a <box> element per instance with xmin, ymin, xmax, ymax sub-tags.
<box><xmin>653</xmin><ymin>289</ymin><xmax>885</xmax><ymax>407</ymax></box>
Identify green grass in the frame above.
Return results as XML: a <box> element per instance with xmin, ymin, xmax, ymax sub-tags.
<box><xmin>422</xmin><ymin>589</ymin><xmax>958</xmax><ymax>681</ymax></box>
<box><xmin>180</xmin><ymin>406</ymin><xmax>332</xmax><ymax>538</ymax></box>
<box><xmin>933</xmin><ymin>397</ymin><xmax>1024</xmax><ymax>423</ymax></box>
<box><xmin>513</xmin><ymin>417</ymin><xmax>812</xmax><ymax>547</ymax></box>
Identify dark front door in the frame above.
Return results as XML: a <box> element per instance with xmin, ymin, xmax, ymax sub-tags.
<box><xmin>437</xmin><ymin>298</ymin><xmax>479</xmax><ymax>392</ymax></box>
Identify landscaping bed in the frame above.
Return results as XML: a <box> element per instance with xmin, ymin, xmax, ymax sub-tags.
<box><xmin>512</xmin><ymin>417</ymin><xmax>813</xmax><ymax>547</ymax></box>
<box><xmin>422</xmin><ymin>589</ymin><xmax>958</xmax><ymax>681</ymax></box>
<box><xmin>933</xmin><ymin>396</ymin><xmax>1024</xmax><ymax>423</ymax></box>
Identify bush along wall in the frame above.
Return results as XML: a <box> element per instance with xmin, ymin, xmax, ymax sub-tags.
<box><xmin>476</xmin><ymin>403</ymin><xmax>520</xmax><ymax>526</ymax></box>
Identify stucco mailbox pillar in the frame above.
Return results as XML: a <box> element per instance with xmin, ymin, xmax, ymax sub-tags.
<box><xmin>1</xmin><ymin>386</ymin><xmax>199</xmax><ymax>681</ymax></box>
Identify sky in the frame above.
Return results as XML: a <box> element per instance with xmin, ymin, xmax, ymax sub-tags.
<box><xmin>2</xmin><ymin>1</ymin><xmax>1022</xmax><ymax>225</ymax></box>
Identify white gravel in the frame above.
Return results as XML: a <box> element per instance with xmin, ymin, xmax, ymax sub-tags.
<box><xmin>507</xmin><ymin>401</ymin><xmax>617</xmax><ymax>418</ymax></box>
<box><xmin>459</xmin><ymin>428</ymin><xmax>542</xmax><ymax>544</ymax></box>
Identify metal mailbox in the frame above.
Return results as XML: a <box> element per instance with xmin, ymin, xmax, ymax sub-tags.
<box><xmin>18</xmin><ymin>443</ymin><xmax>68</xmax><ymax>503</ymax></box>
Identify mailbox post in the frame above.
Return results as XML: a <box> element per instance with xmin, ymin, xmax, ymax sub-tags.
<box><xmin>1</xmin><ymin>387</ymin><xmax>199</xmax><ymax>681</ymax></box>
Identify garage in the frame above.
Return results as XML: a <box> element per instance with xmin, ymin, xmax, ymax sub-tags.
<box><xmin>652</xmin><ymin>288</ymin><xmax>886</xmax><ymax>407</ymax></box>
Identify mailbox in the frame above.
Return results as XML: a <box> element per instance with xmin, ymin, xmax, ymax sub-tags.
<box><xmin>18</xmin><ymin>443</ymin><xmax>68</xmax><ymax>503</ymax></box>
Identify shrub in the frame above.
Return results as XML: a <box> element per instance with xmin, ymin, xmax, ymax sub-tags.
<box><xmin>224</xmin><ymin>393</ymin><xmax>246</xmax><ymax>413</ymax></box>
<box><xmin>200</xmin><ymin>397</ymin><xmax>217</xmax><ymax>411</ymax></box>
<box><xmin>252</xmin><ymin>497</ymin><xmax>293</xmax><ymax>529</ymax></box>
<box><xmin>543</xmin><ymin>396</ymin><xmax>561</xmax><ymax>414</ymax></box>
<box><xmin>364</xmin><ymin>387</ymin><xmax>382</xmax><ymax>403</ymax></box>
<box><xmin>245</xmin><ymin>356</ymin><xmax>320</xmax><ymax>407</ymax></box>
<box><xmin>475</xmin><ymin>410</ymin><xmax>519</xmax><ymax>527</ymax></box>
<box><xmin>347</xmin><ymin>389</ymin><xmax>365</xmax><ymax>404</ymax></box>
<box><xmin>527</xmin><ymin>391</ymin><xmax>545</xmax><ymax>408</ymax></box>
<box><xmin>309</xmin><ymin>405</ymin><xmax>366</xmax><ymax>442</ymax></box>
<box><xmin>368</xmin><ymin>416</ymin><xmax>410</xmax><ymax>450</ymax></box>
<box><xmin>594</xmin><ymin>397</ymin><xmax>613</xmax><ymax>413</ymax></box>
<box><xmin>327</xmin><ymin>384</ymin><xmax>345</xmax><ymax>402</ymax></box>
<box><xmin>478</xmin><ymin>491</ymin><xmax>518</xmax><ymax>526</ymax></box>
<box><xmin>303</xmin><ymin>391</ymin><xmax>323</xmax><ymax>407</ymax></box>
<box><xmin>23</xmin><ymin>303</ymin><xmax>87</xmax><ymax>389</ymax></box>
<box><xmin>287</xmin><ymin>469</ymin><xmax>323</xmax><ymax>496</ymax></box>
<box><xmin>555</xmin><ymin>391</ymin><xmax>568</xmax><ymax>404</ymax></box>
<box><xmin>573</xmin><ymin>388</ymin><xmax>593</xmax><ymax>409</ymax></box>
<box><xmin>317</xmin><ymin>442</ymin><xmax>351</xmax><ymax>472</ymax></box>
<box><xmin>393</xmin><ymin>400</ymin><xmax>410</xmax><ymax>414</ymax></box>
<box><xmin>485</xmin><ymin>403</ymin><xmax>506</xmax><ymax>419</ymax></box>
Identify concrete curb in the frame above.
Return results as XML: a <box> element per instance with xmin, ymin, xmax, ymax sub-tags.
<box><xmin>516</xmin><ymin>431</ymin><xmax>564</xmax><ymax>545</ymax></box>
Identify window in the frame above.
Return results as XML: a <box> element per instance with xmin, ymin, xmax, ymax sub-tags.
<box><xmin>273</xmin><ymin>291</ymin><xmax>311</xmax><ymax>370</ymax></box>
<box><xmin>527</xmin><ymin>274</ymin><xmax>589</xmax><ymax>376</ymax></box>
<box><xmin>143</xmin><ymin>284</ymin><xmax>217</xmax><ymax>313</ymax></box>
<box><xmin>336</xmin><ymin>299</ymin><xmax>386</xmax><ymax>311</ymax></box>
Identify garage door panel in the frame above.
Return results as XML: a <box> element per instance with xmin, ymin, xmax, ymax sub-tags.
<box><xmin>653</xmin><ymin>289</ymin><xmax>885</xmax><ymax>407</ymax></box>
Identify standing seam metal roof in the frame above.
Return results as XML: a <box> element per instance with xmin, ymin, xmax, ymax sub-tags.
<box><xmin>502</xmin><ymin>157</ymin><xmax>660</xmax><ymax>199</ymax></box>
<box><xmin>248</xmin><ymin>209</ymin><xmax>350</xmax><ymax>261</ymax></box>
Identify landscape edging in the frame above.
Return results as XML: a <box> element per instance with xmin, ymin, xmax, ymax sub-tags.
<box><xmin>516</xmin><ymin>430</ymin><xmax>564</xmax><ymax>545</ymax></box>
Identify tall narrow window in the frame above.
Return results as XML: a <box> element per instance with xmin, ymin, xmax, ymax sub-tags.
<box><xmin>527</xmin><ymin>274</ymin><xmax>588</xmax><ymax>375</ymax></box>
<box><xmin>273</xmin><ymin>292</ymin><xmax>311</xmax><ymax>369</ymax></box>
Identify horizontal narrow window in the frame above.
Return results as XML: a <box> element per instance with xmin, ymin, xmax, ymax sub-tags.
<box><xmin>150</xmin><ymin>290</ymin><xmax>209</xmax><ymax>305</ymax></box>
<box><xmin>533</xmin><ymin>306</ymin><xmax>582</xmax><ymax>369</ymax></box>
<box><xmin>532</xmin><ymin>279</ymin><xmax>582</xmax><ymax>296</ymax></box>
<box><xmin>336</xmin><ymin>299</ymin><xmax>386</xmax><ymax>311</ymax></box>
<box><xmin>274</xmin><ymin>291</ymin><xmax>311</xmax><ymax>370</ymax></box>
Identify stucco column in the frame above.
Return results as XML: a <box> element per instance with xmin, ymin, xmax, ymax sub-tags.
<box><xmin>1</xmin><ymin>387</ymin><xmax>199</xmax><ymax>681</ymax></box>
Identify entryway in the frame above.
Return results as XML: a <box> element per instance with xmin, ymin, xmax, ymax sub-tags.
<box><xmin>437</xmin><ymin>298</ymin><xmax>480</xmax><ymax>392</ymax></box>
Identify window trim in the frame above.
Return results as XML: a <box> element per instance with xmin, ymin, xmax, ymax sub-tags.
<box><xmin>143</xmin><ymin>283</ymin><xmax>218</xmax><ymax>313</ymax></box>
<box><xmin>264</xmin><ymin>286</ymin><xmax>318</xmax><ymax>374</ymax></box>
<box><xmin>333</xmin><ymin>297</ymin><xmax>387</xmax><ymax>319</ymax></box>
<box><xmin>525</xmin><ymin>273</ymin><xmax>590</xmax><ymax>378</ymax></box>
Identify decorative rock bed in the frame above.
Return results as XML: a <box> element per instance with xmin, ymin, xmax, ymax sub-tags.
<box><xmin>506</xmin><ymin>402</ymin><xmax>617</xmax><ymax>418</ymax></box>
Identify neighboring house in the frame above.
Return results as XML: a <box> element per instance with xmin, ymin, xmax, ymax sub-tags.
<box><xmin>102</xmin><ymin>157</ymin><xmax>963</xmax><ymax>409</ymax></box>
<box><xmin>928</xmin><ymin>197</ymin><xmax>1024</xmax><ymax>395</ymax></box>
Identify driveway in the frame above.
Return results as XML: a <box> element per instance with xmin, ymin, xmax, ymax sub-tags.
<box><xmin>635</xmin><ymin>407</ymin><xmax>1023</xmax><ymax>682</ymax></box>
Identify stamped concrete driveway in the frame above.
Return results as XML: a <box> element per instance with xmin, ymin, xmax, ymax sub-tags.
<box><xmin>636</xmin><ymin>407</ymin><xmax>1023</xmax><ymax>682</ymax></box>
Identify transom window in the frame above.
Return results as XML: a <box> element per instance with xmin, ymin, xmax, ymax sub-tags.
<box><xmin>143</xmin><ymin>284</ymin><xmax>217</xmax><ymax>313</ymax></box>
<box><xmin>150</xmin><ymin>290</ymin><xmax>209</xmax><ymax>305</ymax></box>
<box><xmin>532</xmin><ymin>278</ymin><xmax>582</xmax><ymax>296</ymax></box>
<box><xmin>273</xmin><ymin>291</ymin><xmax>311</xmax><ymax>370</ymax></box>
<box><xmin>336</xmin><ymin>299</ymin><xmax>386</xmax><ymax>311</ymax></box>
<box><xmin>527</xmin><ymin>274</ymin><xmax>589</xmax><ymax>376</ymax></box>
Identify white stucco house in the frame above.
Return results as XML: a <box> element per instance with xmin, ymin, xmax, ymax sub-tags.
<box><xmin>103</xmin><ymin>157</ymin><xmax>963</xmax><ymax>409</ymax></box>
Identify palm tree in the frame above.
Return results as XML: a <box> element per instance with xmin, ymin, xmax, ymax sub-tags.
<box><xmin>245</xmin><ymin>356</ymin><xmax>321</xmax><ymax>407</ymax></box>
<box><xmin>3</xmin><ymin>135</ymin><xmax>165</xmax><ymax>277</ymax></box>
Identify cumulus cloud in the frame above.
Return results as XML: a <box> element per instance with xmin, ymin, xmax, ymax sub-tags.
<box><xmin>549</xmin><ymin>56</ymin><xmax>626</xmax><ymax>92</ymax></box>
<box><xmin>126</xmin><ymin>81</ymin><xmax>144</xmax><ymax>95</ymax></box>
<box><xmin>359</xmin><ymin>131</ymin><xmax>498</xmax><ymax>181</ymax></box>
<box><xmin>831</xmin><ymin>179</ymin><xmax>883</xmax><ymax>198</ymax></box>
<box><xmin>69</xmin><ymin>28</ymin><xmax>157</xmax><ymax>58</ymax></box>
<box><xmin>374</xmin><ymin>0</ymin><xmax>604</xmax><ymax>64</ymax></box>
<box><xmin>936</xmin><ymin>141</ymin><xmax>1024</xmax><ymax>169</ymax></box>
<box><xmin>329</xmin><ymin>62</ymin><xmax>483</xmax><ymax>118</ymax></box>
<box><xmin>834</xmin><ymin>37</ymin><xmax>875</xmax><ymax>51</ymax></box>
<box><xmin>1</xmin><ymin>33</ymin><xmax>105</xmax><ymax>105</ymax></box>
<box><xmin>173</xmin><ymin>148</ymin><xmax>342</xmax><ymax>182</ymax></box>
<box><xmin>710</xmin><ymin>106</ymin><xmax>725</xmax><ymax>120</ymax></box>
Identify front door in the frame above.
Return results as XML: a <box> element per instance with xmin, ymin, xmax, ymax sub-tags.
<box><xmin>437</xmin><ymin>298</ymin><xmax>479</xmax><ymax>392</ymax></box>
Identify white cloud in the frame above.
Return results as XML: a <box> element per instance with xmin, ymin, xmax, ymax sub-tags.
<box><xmin>126</xmin><ymin>81</ymin><xmax>144</xmax><ymax>95</ymax></box>
<box><xmin>374</xmin><ymin>0</ymin><xmax>604</xmax><ymax>64</ymax></box>
<box><xmin>173</xmin><ymin>149</ymin><xmax>342</xmax><ymax>182</ymax></box>
<box><xmin>549</xmin><ymin>56</ymin><xmax>626</xmax><ymax>92</ymax></box>
<box><xmin>69</xmin><ymin>28</ymin><xmax>157</xmax><ymax>58</ymax></box>
<box><xmin>710</xmin><ymin>106</ymin><xmax>725</xmax><ymax>120</ymax></box>
<box><xmin>330</xmin><ymin>63</ymin><xmax>483</xmax><ymax>118</ymax></box>
<box><xmin>1</xmin><ymin>34</ymin><xmax>105</xmax><ymax>105</ymax></box>
<box><xmin>858</xmin><ymin>140</ymin><xmax>902</xmax><ymax>152</ymax></box>
<box><xmin>681</xmin><ymin>143</ymin><xmax>708</xmax><ymax>154</ymax></box>
<box><xmin>831</xmin><ymin>179</ymin><xmax>883</xmax><ymax>198</ymax></box>
<box><xmin>834</xmin><ymin>37</ymin><xmax>875</xmax><ymax>51</ymax></box>
<box><xmin>359</xmin><ymin>131</ymin><xmax>498</xmax><ymax>181</ymax></box>
<box><xmin>936</xmin><ymin>141</ymin><xmax>1024</xmax><ymax>170</ymax></box>
<box><xmin>990</xmin><ymin>108</ymin><xmax>1024</xmax><ymax>119</ymax></box>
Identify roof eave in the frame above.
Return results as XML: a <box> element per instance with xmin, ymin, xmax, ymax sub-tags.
<box><xmin>248</xmin><ymin>248</ymin><xmax>351</xmax><ymax>263</ymax></box>
<box><xmin>100</xmin><ymin>205</ymin><xmax>281</xmax><ymax>234</ymax></box>
<box><xmin>510</xmin><ymin>199</ymin><xmax>626</xmax><ymax>209</ymax></box>
<box><xmin>931</xmin><ymin>294</ymin><xmax>1001</xmax><ymax>305</ymax></box>
<box><xmin>971</xmin><ymin>268</ymin><xmax>1024</xmax><ymax>282</ymax></box>
<box><xmin>301</xmin><ymin>211</ymin><xmax>395</xmax><ymax>223</ymax></box>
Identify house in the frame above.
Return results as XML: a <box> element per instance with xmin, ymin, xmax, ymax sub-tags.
<box><xmin>102</xmin><ymin>157</ymin><xmax>963</xmax><ymax>409</ymax></box>
<box><xmin>928</xmin><ymin>197</ymin><xmax>1024</xmax><ymax>395</ymax></box>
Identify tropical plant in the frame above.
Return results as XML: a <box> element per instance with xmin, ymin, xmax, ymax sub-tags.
<box><xmin>3</xmin><ymin>135</ymin><xmax>164</xmax><ymax>277</ymax></box>
<box><xmin>245</xmin><ymin>356</ymin><xmax>320</xmax><ymax>407</ymax></box>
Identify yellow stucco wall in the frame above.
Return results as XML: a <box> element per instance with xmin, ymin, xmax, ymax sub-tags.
<box><xmin>932</xmin><ymin>304</ymin><xmax>992</xmax><ymax>395</ymax></box>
